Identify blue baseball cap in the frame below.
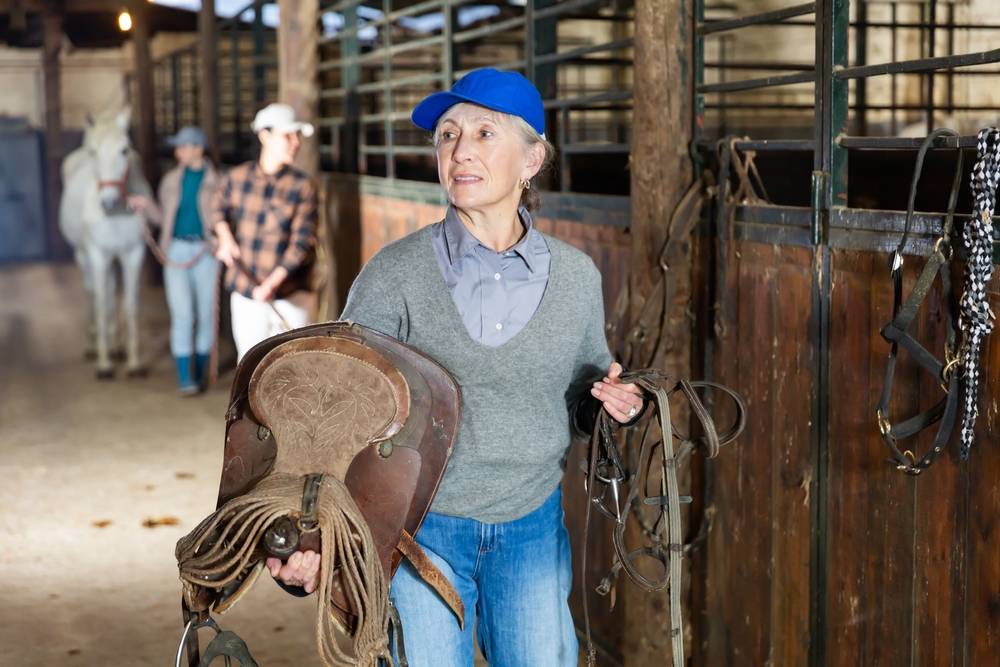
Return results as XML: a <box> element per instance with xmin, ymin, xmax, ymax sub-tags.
<box><xmin>167</xmin><ymin>126</ymin><xmax>207</xmax><ymax>147</ymax></box>
<box><xmin>411</xmin><ymin>68</ymin><xmax>545</xmax><ymax>137</ymax></box>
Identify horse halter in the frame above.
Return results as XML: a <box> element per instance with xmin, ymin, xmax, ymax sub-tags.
<box><xmin>875</xmin><ymin>128</ymin><xmax>965</xmax><ymax>475</ymax></box>
<box><xmin>581</xmin><ymin>370</ymin><xmax>746</xmax><ymax>667</ymax></box>
<box><xmin>96</xmin><ymin>165</ymin><xmax>130</xmax><ymax>201</ymax></box>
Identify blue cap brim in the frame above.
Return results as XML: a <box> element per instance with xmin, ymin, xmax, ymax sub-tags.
<box><xmin>411</xmin><ymin>91</ymin><xmax>546</xmax><ymax>134</ymax></box>
<box><xmin>412</xmin><ymin>91</ymin><xmax>489</xmax><ymax>132</ymax></box>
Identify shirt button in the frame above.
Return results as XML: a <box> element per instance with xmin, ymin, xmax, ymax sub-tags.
<box><xmin>495</xmin><ymin>323</ymin><xmax>503</xmax><ymax>331</ymax></box>
<box><xmin>494</xmin><ymin>272</ymin><xmax>501</xmax><ymax>281</ymax></box>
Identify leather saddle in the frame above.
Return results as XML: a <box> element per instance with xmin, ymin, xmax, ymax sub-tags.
<box><xmin>175</xmin><ymin>322</ymin><xmax>463</xmax><ymax>667</ymax></box>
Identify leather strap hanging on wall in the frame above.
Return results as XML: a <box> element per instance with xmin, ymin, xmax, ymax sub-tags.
<box><xmin>875</xmin><ymin>128</ymin><xmax>964</xmax><ymax>474</ymax></box>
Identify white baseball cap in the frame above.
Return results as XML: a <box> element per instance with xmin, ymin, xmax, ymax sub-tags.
<box><xmin>251</xmin><ymin>103</ymin><xmax>315</xmax><ymax>137</ymax></box>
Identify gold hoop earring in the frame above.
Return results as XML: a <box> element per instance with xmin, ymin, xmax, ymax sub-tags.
<box><xmin>521</xmin><ymin>178</ymin><xmax>531</xmax><ymax>190</ymax></box>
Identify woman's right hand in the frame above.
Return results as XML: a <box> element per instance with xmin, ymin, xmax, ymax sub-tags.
<box><xmin>127</xmin><ymin>194</ymin><xmax>151</xmax><ymax>213</ymax></box>
<box><xmin>267</xmin><ymin>550</ymin><xmax>321</xmax><ymax>594</ymax></box>
<box><xmin>214</xmin><ymin>236</ymin><xmax>241</xmax><ymax>268</ymax></box>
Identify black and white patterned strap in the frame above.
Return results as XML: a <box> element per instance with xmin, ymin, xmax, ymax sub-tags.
<box><xmin>959</xmin><ymin>128</ymin><xmax>1000</xmax><ymax>458</ymax></box>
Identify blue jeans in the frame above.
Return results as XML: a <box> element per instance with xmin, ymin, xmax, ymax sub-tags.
<box><xmin>390</xmin><ymin>487</ymin><xmax>578</xmax><ymax>667</ymax></box>
<box><xmin>164</xmin><ymin>239</ymin><xmax>219</xmax><ymax>357</ymax></box>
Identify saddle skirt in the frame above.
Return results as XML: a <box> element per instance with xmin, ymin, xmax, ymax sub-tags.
<box><xmin>176</xmin><ymin>322</ymin><xmax>462</xmax><ymax>666</ymax></box>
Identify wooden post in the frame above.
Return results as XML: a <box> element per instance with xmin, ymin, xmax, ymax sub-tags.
<box><xmin>277</xmin><ymin>0</ymin><xmax>330</xmax><ymax>316</ymax></box>
<box><xmin>277</xmin><ymin>0</ymin><xmax>319</xmax><ymax>177</ymax></box>
<box><xmin>198</xmin><ymin>0</ymin><xmax>220</xmax><ymax>163</ymax></box>
<box><xmin>624</xmin><ymin>0</ymin><xmax>694</xmax><ymax>664</ymax></box>
<box><xmin>129</xmin><ymin>0</ymin><xmax>159</xmax><ymax>186</ymax></box>
<box><xmin>10</xmin><ymin>0</ymin><xmax>27</xmax><ymax>33</ymax></box>
<box><xmin>41</xmin><ymin>0</ymin><xmax>70</xmax><ymax>259</ymax></box>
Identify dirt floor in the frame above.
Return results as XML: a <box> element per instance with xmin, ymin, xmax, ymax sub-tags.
<box><xmin>0</xmin><ymin>262</ymin><xmax>337</xmax><ymax>666</ymax></box>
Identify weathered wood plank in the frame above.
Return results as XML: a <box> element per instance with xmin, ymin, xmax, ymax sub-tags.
<box><xmin>704</xmin><ymin>241</ymin><xmax>813</xmax><ymax>666</ymax></box>
<box><xmin>966</xmin><ymin>278</ymin><xmax>1000</xmax><ymax>666</ymax></box>
<box><xmin>828</xmin><ymin>249</ymin><xmax>917</xmax><ymax>667</ymax></box>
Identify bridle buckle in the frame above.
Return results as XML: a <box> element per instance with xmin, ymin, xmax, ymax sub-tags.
<box><xmin>890</xmin><ymin>250</ymin><xmax>904</xmax><ymax>275</ymax></box>
<box><xmin>876</xmin><ymin>409</ymin><xmax>891</xmax><ymax>437</ymax></box>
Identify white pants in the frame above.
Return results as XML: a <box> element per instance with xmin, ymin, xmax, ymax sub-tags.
<box><xmin>230</xmin><ymin>290</ymin><xmax>315</xmax><ymax>361</ymax></box>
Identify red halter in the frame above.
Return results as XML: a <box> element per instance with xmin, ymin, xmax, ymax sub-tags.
<box><xmin>97</xmin><ymin>165</ymin><xmax>130</xmax><ymax>200</ymax></box>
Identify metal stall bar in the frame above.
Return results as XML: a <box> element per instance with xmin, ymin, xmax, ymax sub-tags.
<box><xmin>697</xmin><ymin>72</ymin><xmax>815</xmax><ymax>94</ymax></box>
<box><xmin>317</xmin><ymin>0</ymin><xmax>632</xmax><ymax>194</ymax></box>
<box><xmin>810</xmin><ymin>5</ymin><xmax>847</xmax><ymax>667</ymax></box>
<box><xmin>834</xmin><ymin>48</ymin><xmax>1000</xmax><ymax>79</ymax></box>
<box><xmin>698</xmin><ymin>2</ymin><xmax>817</xmax><ymax>35</ymax></box>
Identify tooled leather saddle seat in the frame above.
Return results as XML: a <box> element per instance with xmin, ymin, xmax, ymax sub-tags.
<box><xmin>175</xmin><ymin>322</ymin><xmax>463</xmax><ymax>666</ymax></box>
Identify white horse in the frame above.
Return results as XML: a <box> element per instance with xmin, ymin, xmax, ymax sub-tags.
<box><xmin>59</xmin><ymin>107</ymin><xmax>153</xmax><ymax>379</ymax></box>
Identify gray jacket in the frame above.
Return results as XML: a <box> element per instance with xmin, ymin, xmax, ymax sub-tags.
<box><xmin>145</xmin><ymin>162</ymin><xmax>220</xmax><ymax>253</ymax></box>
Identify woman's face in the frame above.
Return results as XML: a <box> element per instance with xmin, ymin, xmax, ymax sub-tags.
<box><xmin>435</xmin><ymin>104</ymin><xmax>542</xmax><ymax>214</ymax></box>
<box><xmin>174</xmin><ymin>144</ymin><xmax>204</xmax><ymax>166</ymax></box>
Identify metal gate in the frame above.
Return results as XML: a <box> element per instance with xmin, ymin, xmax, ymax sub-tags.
<box><xmin>693</xmin><ymin>1</ymin><xmax>1000</xmax><ymax>664</ymax></box>
<box><xmin>0</xmin><ymin>119</ymin><xmax>47</xmax><ymax>263</ymax></box>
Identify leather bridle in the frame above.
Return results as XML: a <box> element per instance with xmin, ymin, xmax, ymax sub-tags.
<box><xmin>581</xmin><ymin>370</ymin><xmax>745</xmax><ymax>667</ymax></box>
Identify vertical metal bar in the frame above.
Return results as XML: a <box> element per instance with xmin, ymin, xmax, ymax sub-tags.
<box><xmin>253</xmin><ymin>0</ymin><xmax>267</xmax><ymax>106</ymax></box>
<box><xmin>890</xmin><ymin>3</ymin><xmax>897</xmax><ymax>135</ymax></box>
<box><xmin>171</xmin><ymin>54</ymin><xmax>180</xmax><ymax>134</ymax></box>
<box><xmin>383</xmin><ymin>0</ymin><xmax>394</xmax><ymax>179</ymax></box>
<box><xmin>191</xmin><ymin>49</ymin><xmax>200</xmax><ymax>127</ymax></box>
<box><xmin>946</xmin><ymin>3</ymin><xmax>954</xmax><ymax>115</ymax></box>
<box><xmin>693</xmin><ymin>0</ymin><xmax>705</xmax><ymax>152</ymax></box>
<box><xmin>532</xmin><ymin>0</ymin><xmax>558</xmax><ymax>99</ymax></box>
<box><xmin>342</xmin><ymin>2</ymin><xmax>361</xmax><ymax>174</ymax></box>
<box><xmin>559</xmin><ymin>107</ymin><xmax>569</xmax><ymax>191</ymax></box>
<box><xmin>233</xmin><ymin>25</ymin><xmax>242</xmax><ymax>162</ymax></box>
<box><xmin>810</xmin><ymin>3</ymin><xmax>848</xmax><ymax>667</ymax></box>
<box><xmin>525</xmin><ymin>0</ymin><xmax>534</xmax><ymax>84</ymax></box>
<box><xmin>926</xmin><ymin>0</ymin><xmax>937</xmax><ymax>132</ymax></box>
<box><xmin>719</xmin><ymin>36</ymin><xmax>729</xmax><ymax>136</ymax></box>
<box><xmin>855</xmin><ymin>0</ymin><xmax>868</xmax><ymax>136</ymax></box>
<box><xmin>442</xmin><ymin>1</ymin><xmax>457</xmax><ymax>87</ymax></box>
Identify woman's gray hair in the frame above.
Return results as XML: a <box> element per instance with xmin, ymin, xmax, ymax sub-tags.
<box><xmin>507</xmin><ymin>114</ymin><xmax>555</xmax><ymax>212</ymax></box>
<box><xmin>432</xmin><ymin>108</ymin><xmax>556</xmax><ymax>212</ymax></box>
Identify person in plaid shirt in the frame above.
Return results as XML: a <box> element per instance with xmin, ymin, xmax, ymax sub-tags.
<box><xmin>212</xmin><ymin>103</ymin><xmax>319</xmax><ymax>360</ymax></box>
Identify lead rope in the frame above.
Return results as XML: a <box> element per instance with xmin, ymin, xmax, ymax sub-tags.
<box><xmin>959</xmin><ymin>128</ymin><xmax>1000</xmax><ymax>458</ymax></box>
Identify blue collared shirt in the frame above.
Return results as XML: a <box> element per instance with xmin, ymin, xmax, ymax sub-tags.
<box><xmin>430</xmin><ymin>206</ymin><xmax>551</xmax><ymax>346</ymax></box>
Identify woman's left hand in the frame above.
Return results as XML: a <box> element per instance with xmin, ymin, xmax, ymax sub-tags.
<box><xmin>591</xmin><ymin>362</ymin><xmax>645</xmax><ymax>424</ymax></box>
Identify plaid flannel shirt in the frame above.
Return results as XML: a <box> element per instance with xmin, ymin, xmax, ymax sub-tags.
<box><xmin>211</xmin><ymin>161</ymin><xmax>318</xmax><ymax>298</ymax></box>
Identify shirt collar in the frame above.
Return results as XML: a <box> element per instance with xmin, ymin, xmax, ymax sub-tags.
<box><xmin>254</xmin><ymin>161</ymin><xmax>289</xmax><ymax>180</ymax></box>
<box><xmin>443</xmin><ymin>206</ymin><xmax>542</xmax><ymax>272</ymax></box>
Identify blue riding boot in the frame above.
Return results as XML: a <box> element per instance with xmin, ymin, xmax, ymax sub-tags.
<box><xmin>194</xmin><ymin>352</ymin><xmax>210</xmax><ymax>389</ymax></box>
<box><xmin>175</xmin><ymin>356</ymin><xmax>199</xmax><ymax>396</ymax></box>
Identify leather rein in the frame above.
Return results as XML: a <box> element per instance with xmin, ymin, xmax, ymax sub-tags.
<box><xmin>581</xmin><ymin>371</ymin><xmax>745</xmax><ymax>667</ymax></box>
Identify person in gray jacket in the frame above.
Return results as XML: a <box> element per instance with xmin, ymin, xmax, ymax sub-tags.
<box><xmin>269</xmin><ymin>69</ymin><xmax>646</xmax><ymax>666</ymax></box>
<box><xmin>129</xmin><ymin>126</ymin><xmax>220</xmax><ymax>395</ymax></box>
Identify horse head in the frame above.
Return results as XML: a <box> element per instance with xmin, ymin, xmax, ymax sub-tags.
<box><xmin>84</xmin><ymin>107</ymin><xmax>133</xmax><ymax>213</ymax></box>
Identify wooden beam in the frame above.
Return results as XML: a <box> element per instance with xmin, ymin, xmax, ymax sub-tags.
<box><xmin>41</xmin><ymin>0</ymin><xmax>71</xmax><ymax>259</ymax></box>
<box><xmin>198</xmin><ymin>0</ymin><xmax>219</xmax><ymax>163</ymax></box>
<box><xmin>277</xmin><ymin>0</ymin><xmax>328</xmax><ymax>315</ymax></box>
<box><xmin>129</xmin><ymin>0</ymin><xmax>158</xmax><ymax>186</ymax></box>
<box><xmin>10</xmin><ymin>0</ymin><xmax>27</xmax><ymax>32</ymax></box>
<box><xmin>0</xmin><ymin>0</ymin><xmax>132</xmax><ymax>12</ymax></box>
<box><xmin>623</xmin><ymin>0</ymin><xmax>695</xmax><ymax>664</ymax></box>
<box><xmin>278</xmin><ymin>0</ymin><xmax>319</xmax><ymax>177</ymax></box>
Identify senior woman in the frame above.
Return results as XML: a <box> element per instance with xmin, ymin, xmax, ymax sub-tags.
<box><xmin>269</xmin><ymin>68</ymin><xmax>644</xmax><ymax>665</ymax></box>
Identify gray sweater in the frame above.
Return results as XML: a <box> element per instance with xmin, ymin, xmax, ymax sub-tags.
<box><xmin>341</xmin><ymin>223</ymin><xmax>612</xmax><ymax>522</ymax></box>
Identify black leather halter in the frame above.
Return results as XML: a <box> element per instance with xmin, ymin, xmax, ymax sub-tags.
<box><xmin>875</xmin><ymin>128</ymin><xmax>965</xmax><ymax>475</ymax></box>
